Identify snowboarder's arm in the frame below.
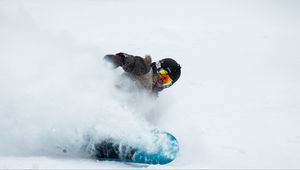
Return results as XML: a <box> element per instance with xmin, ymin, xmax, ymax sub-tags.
<box><xmin>104</xmin><ymin>52</ymin><xmax>151</xmax><ymax>76</ymax></box>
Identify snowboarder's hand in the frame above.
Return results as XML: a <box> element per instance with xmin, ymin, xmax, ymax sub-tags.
<box><xmin>104</xmin><ymin>54</ymin><xmax>125</xmax><ymax>68</ymax></box>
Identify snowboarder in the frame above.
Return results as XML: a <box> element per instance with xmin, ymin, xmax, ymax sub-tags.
<box><xmin>95</xmin><ymin>52</ymin><xmax>181</xmax><ymax>163</ymax></box>
<box><xmin>104</xmin><ymin>52</ymin><xmax>181</xmax><ymax>96</ymax></box>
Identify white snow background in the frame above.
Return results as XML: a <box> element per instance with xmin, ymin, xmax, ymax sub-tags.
<box><xmin>0</xmin><ymin>0</ymin><xmax>300</xmax><ymax>169</ymax></box>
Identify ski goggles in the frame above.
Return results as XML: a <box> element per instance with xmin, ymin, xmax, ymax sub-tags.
<box><xmin>158</xmin><ymin>68</ymin><xmax>173</xmax><ymax>88</ymax></box>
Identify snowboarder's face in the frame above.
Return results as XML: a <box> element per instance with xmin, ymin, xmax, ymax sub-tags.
<box><xmin>156</xmin><ymin>69</ymin><xmax>173</xmax><ymax>89</ymax></box>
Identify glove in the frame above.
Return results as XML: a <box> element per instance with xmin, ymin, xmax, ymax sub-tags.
<box><xmin>104</xmin><ymin>54</ymin><xmax>125</xmax><ymax>68</ymax></box>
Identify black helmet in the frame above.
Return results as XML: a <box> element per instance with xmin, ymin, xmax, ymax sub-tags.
<box><xmin>159</xmin><ymin>58</ymin><xmax>181</xmax><ymax>83</ymax></box>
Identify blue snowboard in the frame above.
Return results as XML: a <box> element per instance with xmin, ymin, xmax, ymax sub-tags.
<box><xmin>94</xmin><ymin>130</ymin><xmax>179</xmax><ymax>165</ymax></box>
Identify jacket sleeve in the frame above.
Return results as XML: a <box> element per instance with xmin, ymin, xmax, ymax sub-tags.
<box><xmin>116</xmin><ymin>52</ymin><xmax>151</xmax><ymax>76</ymax></box>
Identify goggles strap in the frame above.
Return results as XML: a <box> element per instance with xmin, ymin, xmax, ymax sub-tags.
<box><xmin>155</xmin><ymin>61</ymin><xmax>162</xmax><ymax>71</ymax></box>
<box><xmin>156</xmin><ymin>61</ymin><xmax>172</xmax><ymax>74</ymax></box>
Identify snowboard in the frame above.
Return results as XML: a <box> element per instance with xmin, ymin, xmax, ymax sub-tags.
<box><xmin>94</xmin><ymin>130</ymin><xmax>179</xmax><ymax>165</ymax></box>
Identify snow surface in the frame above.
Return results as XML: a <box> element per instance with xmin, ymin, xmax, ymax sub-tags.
<box><xmin>1</xmin><ymin>0</ymin><xmax>300</xmax><ymax>168</ymax></box>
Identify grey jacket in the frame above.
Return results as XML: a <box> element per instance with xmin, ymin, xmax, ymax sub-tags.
<box><xmin>105</xmin><ymin>53</ymin><xmax>162</xmax><ymax>96</ymax></box>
